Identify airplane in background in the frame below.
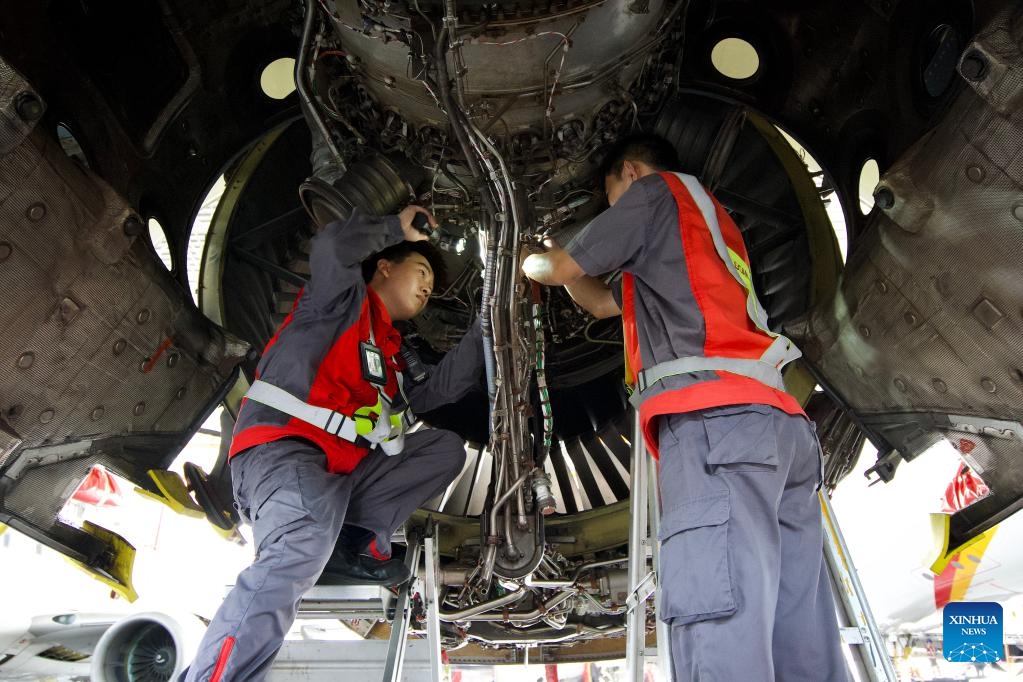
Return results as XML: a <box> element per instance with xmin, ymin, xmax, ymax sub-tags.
<box><xmin>879</xmin><ymin>464</ymin><xmax>1023</xmax><ymax>635</ymax></box>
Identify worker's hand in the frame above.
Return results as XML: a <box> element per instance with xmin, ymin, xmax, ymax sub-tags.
<box><xmin>521</xmin><ymin>235</ymin><xmax>583</xmax><ymax>285</ymax></box>
<box><xmin>398</xmin><ymin>205</ymin><xmax>437</xmax><ymax>242</ymax></box>
<box><xmin>518</xmin><ymin>242</ymin><xmax>542</xmax><ymax>271</ymax></box>
<box><xmin>519</xmin><ymin>236</ymin><xmax>549</xmax><ymax>281</ymax></box>
<box><xmin>519</xmin><ymin>236</ymin><xmax>559</xmax><ymax>267</ymax></box>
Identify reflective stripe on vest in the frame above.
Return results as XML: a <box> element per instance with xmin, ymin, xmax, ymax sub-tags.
<box><xmin>245</xmin><ymin>379</ymin><xmax>414</xmax><ymax>456</ymax></box>
<box><xmin>628</xmin><ymin>172</ymin><xmax>802</xmax><ymax>408</ymax></box>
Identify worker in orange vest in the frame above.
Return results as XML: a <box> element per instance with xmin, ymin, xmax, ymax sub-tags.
<box><xmin>522</xmin><ymin>133</ymin><xmax>849</xmax><ymax>681</ymax></box>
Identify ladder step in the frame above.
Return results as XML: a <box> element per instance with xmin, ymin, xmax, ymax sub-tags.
<box><xmin>268</xmin><ymin>640</ymin><xmax>435</xmax><ymax>680</ymax></box>
<box><xmin>296</xmin><ymin>584</ymin><xmax>397</xmax><ymax>620</ymax></box>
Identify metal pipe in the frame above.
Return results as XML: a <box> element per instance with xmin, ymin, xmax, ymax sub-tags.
<box><xmin>578</xmin><ymin>589</ymin><xmax>627</xmax><ymax>616</ymax></box>
<box><xmin>490</xmin><ymin>469</ymin><xmax>529</xmax><ymax>523</ymax></box>
<box><xmin>467</xmin><ymin>625</ymin><xmax>626</xmax><ymax>646</ymax></box>
<box><xmin>468</xmin><ymin>122</ymin><xmax>522</xmax><ymax>239</ymax></box>
<box><xmin>438</xmin><ymin>587</ymin><xmax>526</xmax><ymax>622</ymax></box>
<box><xmin>296</xmin><ymin>0</ymin><xmax>342</xmax><ymax>166</ymax></box>
<box><xmin>480</xmin><ymin>215</ymin><xmax>499</xmax><ymax>400</ymax></box>
<box><xmin>541</xmin><ymin>22</ymin><xmax>580</xmax><ymax>140</ymax></box>
<box><xmin>503</xmin><ymin>495</ymin><xmax>517</xmax><ymax>560</ymax></box>
<box><xmin>439</xmin><ymin>568</ymin><xmax>468</xmax><ymax>586</ymax></box>
<box><xmin>447</xmin><ymin>588</ymin><xmax>576</xmax><ymax>623</ymax></box>
<box><xmin>480</xmin><ymin>445</ymin><xmax>508</xmax><ymax>583</ymax></box>
<box><xmin>467</xmin><ymin>127</ymin><xmax>529</xmax><ymax>529</ymax></box>
<box><xmin>525</xmin><ymin>557</ymin><xmax>629</xmax><ymax>589</ymax></box>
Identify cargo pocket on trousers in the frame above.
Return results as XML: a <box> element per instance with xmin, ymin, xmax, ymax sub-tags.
<box><xmin>658</xmin><ymin>490</ymin><xmax>737</xmax><ymax>625</ymax></box>
<box><xmin>703</xmin><ymin>404</ymin><xmax>779</xmax><ymax>472</ymax></box>
<box><xmin>251</xmin><ymin>475</ymin><xmax>313</xmax><ymax>551</ymax></box>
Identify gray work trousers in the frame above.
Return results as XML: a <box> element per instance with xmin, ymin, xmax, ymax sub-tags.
<box><xmin>657</xmin><ymin>405</ymin><xmax>850</xmax><ymax>682</ymax></box>
<box><xmin>182</xmin><ymin>429</ymin><xmax>465</xmax><ymax>682</ymax></box>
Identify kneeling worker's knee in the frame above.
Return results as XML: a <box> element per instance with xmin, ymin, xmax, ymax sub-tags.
<box><xmin>435</xmin><ymin>430</ymin><xmax>466</xmax><ymax>480</ymax></box>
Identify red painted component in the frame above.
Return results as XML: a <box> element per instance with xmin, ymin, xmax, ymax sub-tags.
<box><xmin>942</xmin><ymin>463</ymin><xmax>990</xmax><ymax>513</ymax></box>
<box><xmin>70</xmin><ymin>466</ymin><xmax>123</xmax><ymax>507</ymax></box>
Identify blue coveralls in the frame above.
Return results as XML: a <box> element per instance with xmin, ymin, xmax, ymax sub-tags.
<box><xmin>566</xmin><ymin>173</ymin><xmax>850</xmax><ymax>681</ymax></box>
<box><xmin>182</xmin><ymin>210</ymin><xmax>483</xmax><ymax>681</ymax></box>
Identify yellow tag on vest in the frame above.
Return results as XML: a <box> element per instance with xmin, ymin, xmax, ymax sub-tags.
<box><xmin>728</xmin><ymin>248</ymin><xmax>753</xmax><ymax>292</ymax></box>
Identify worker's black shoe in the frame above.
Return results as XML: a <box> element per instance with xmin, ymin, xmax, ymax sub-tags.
<box><xmin>317</xmin><ymin>545</ymin><xmax>411</xmax><ymax>587</ymax></box>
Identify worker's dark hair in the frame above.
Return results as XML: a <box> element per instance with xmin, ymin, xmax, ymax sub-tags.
<box><xmin>362</xmin><ymin>240</ymin><xmax>447</xmax><ymax>290</ymax></box>
<box><xmin>597</xmin><ymin>133</ymin><xmax>680</xmax><ymax>178</ymax></box>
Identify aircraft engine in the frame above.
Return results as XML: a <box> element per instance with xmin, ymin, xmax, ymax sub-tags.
<box><xmin>89</xmin><ymin>612</ymin><xmax>205</xmax><ymax>682</ymax></box>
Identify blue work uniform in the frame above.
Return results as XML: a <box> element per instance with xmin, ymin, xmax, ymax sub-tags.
<box><xmin>566</xmin><ymin>172</ymin><xmax>850</xmax><ymax>681</ymax></box>
<box><xmin>182</xmin><ymin>209</ymin><xmax>483</xmax><ymax>682</ymax></box>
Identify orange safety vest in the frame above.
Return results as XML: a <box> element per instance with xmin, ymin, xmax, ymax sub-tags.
<box><xmin>624</xmin><ymin>172</ymin><xmax>805</xmax><ymax>457</ymax></box>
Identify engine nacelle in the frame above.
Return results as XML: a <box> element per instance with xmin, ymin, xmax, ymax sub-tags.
<box><xmin>90</xmin><ymin>612</ymin><xmax>204</xmax><ymax>682</ymax></box>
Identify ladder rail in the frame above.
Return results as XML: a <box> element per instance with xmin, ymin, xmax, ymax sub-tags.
<box><xmin>648</xmin><ymin>453</ymin><xmax>674</xmax><ymax>682</ymax></box>
<box><xmin>821</xmin><ymin>490</ymin><xmax>898</xmax><ymax>682</ymax></box>
<box><xmin>625</xmin><ymin>411</ymin><xmax>650</xmax><ymax>680</ymax></box>
<box><xmin>423</xmin><ymin>530</ymin><xmax>444</xmax><ymax>682</ymax></box>
<box><xmin>383</xmin><ymin>528</ymin><xmax>424</xmax><ymax>682</ymax></box>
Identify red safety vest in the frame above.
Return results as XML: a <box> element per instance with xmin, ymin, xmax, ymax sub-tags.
<box><xmin>625</xmin><ymin>172</ymin><xmax>805</xmax><ymax>457</ymax></box>
<box><xmin>230</xmin><ymin>288</ymin><xmax>403</xmax><ymax>474</ymax></box>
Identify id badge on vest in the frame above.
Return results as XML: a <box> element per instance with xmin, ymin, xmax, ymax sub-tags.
<box><xmin>360</xmin><ymin>341</ymin><xmax>388</xmax><ymax>386</ymax></box>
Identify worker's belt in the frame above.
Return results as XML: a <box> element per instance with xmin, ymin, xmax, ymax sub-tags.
<box><xmin>629</xmin><ymin>336</ymin><xmax>796</xmax><ymax>408</ymax></box>
<box><xmin>245</xmin><ymin>379</ymin><xmax>414</xmax><ymax>456</ymax></box>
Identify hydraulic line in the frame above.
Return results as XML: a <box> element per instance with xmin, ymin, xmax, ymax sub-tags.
<box><xmin>532</xmin><ymin>302</ymin><xmax>554</xmax><ymax>461</ymax></box>
<box><xmin>297</xmin><ymin>0</ymin><xmax>342</xmax><ymax>167</ymax></box>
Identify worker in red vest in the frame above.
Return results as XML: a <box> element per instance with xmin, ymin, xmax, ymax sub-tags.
<box><xmin>522</xmin><ymin>133</ymin><xmax>849</xmax><ymax>681</ymax></box>
<box><xmin>183</xmin><ymin>204</ymin><xmax>483</xmax><ymax>682</ymax></box>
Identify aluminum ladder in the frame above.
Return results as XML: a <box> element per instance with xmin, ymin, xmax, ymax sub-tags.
<box><xmin>269</xmin><ymin>524</ymin><xmax>445</xmax><ymax>682</ymax></box>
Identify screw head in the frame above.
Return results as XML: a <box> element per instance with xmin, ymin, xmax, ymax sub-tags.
<box><xmin>14</xmin><ymin>92</ymin><xmax>43</xmax><ymax>122</ymax></box>
<box><xmin>874</xmin><ymin>187</ymin><xmax>895</xmax><ymax>210</ymax></box>
<box><xmin>981</xmin><ymin>378</ymin><xmax>997</xmax><ymax>394</ymax></box>
<box><xmin>113</xmin><ymin>339</ymin><xmax>127</xmax><ymax>355</ymax></box>
<box><xmin>932</xmin><ymin>379</ymin><xmax>948</xmax><ymax>393</ymax></box>
<box><xmin>91</xmin><ymin>406</ymin><xmax>105</xmax><ymax>421</ymax></box>
<box><xmin>966</xmin><ymin>165</ymin><xmax>985</xmax><ymax>183</ymax></box>
<box><xmin>133</xmin><ymin>402</ymin><xmax>146</xmax><ymax>416</ymax></box>
<box><xmin>136</xmin><ymin>309</ymin><xmax>151</xmax><ymax>324</ymax></box>
<box><xmin>17</xmin><ymin>352</ymin><xmax>34</xmax><ymax>369</ymax></box>
<box><xmin>123</xmin><ymin>216</ymin><xmax>144</xmax><ymax>236</ymax></box>
<box><xmin>39</xmin><ymin>409</ymin><xmax>55</xmax><ymax>424</ymax></box>
<box><xmin>26</xmin><ymin>203</ymin><xmax>46</xmax><ymax>221</ymax></box>
<box><xmin>961</xmin><ymin>50</ymin><xmax>988</xmax><ymax>82</ymax></box>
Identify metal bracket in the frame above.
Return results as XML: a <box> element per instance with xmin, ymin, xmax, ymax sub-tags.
<box><xmin>626</xmin><ymin>571</ymin><xmax>656</xmax><ymax>614</ymax></box>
